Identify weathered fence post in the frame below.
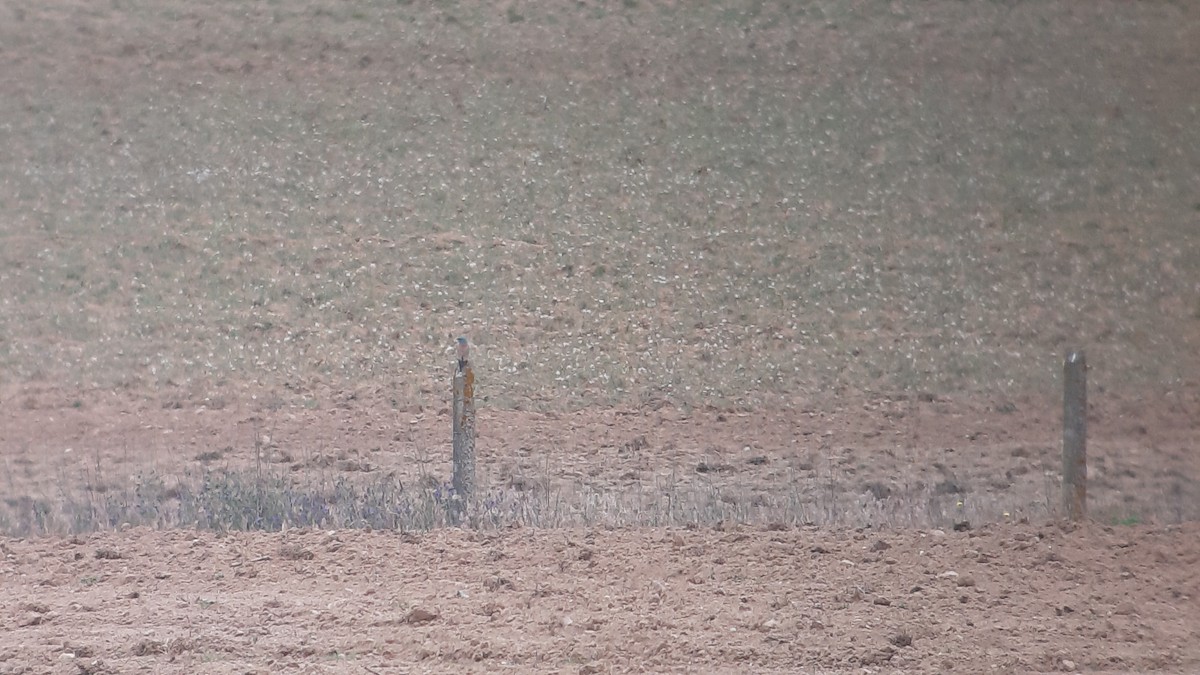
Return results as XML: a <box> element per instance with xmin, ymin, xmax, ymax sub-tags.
<box><xmin>451</xmin><ymin>337</ymin><xmax>476</xmax><ymax>522</ymax></box>
<box><xmin>1062</xmin><ymin>350</ymin><xmax>1087</xmax><ymax>520</ymax></box>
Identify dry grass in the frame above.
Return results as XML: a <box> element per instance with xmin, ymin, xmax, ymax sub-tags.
<box><xmin>0</xmin><ymin>461</ymin><xmax>1047</xmax><ymax>538</ymax></box>
<box><xmin>7</xmin><ymin>433</ymin><xmax>1196</xmax><ymax>538</ymax></box>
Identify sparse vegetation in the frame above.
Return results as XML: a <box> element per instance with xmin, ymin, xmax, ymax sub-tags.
<box><xmin>0</xmin><ymin>458</ymin><xmax>1103</xmax><ymax>538</ymax></box>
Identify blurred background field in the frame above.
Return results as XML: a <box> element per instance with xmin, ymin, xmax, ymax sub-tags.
<box><xmin>0</xmin><ymin>0</ymin><xmax>1197</xmax><ymax>535</ymax></box>
<box><xmin>2</xmin><ymin>0</ymin><xmax>1196</xmax><ymax>411</ymax></box>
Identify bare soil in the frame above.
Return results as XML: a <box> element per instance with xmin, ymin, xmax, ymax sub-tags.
<box><xmin>2</xmin><ymin>518</ymin><xmax>1198</xmax><ymax>674</ymax></box>
<box><xmin>3</xmin><ymin>385</ymin><xmax>1200</xmax><ymax>673</ymax></box>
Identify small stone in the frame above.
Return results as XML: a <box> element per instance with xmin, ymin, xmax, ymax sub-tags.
<box><xmin>1062</xmin><ymin>659</ymin><xmax>1076</xmax><ymax>671</ymax></box>
<box><xmin>956</xmin><ymin>575</ymin><xmax>976</xmax><ymax>587</ymax></box>
<box><xmin>938</xmin><ymin>570</ymin><xmax>959</xmax><ymax>579</ymax></box>
<box><xmin>873</xmin><ymin>596</ymin><xmax>891</xmax><ymax>606</ymax></box>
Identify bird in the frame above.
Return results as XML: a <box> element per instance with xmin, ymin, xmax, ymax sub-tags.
<box><xmin>455</xmin><ymin>336</ymin><xmax>470</xmax><ymax>370</ymax></box>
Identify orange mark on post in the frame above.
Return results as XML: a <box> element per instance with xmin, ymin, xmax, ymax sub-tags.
<box><xmin>459</xmin><ymin>366</ymin><xmax>475</xmax><ymax>427</ymax></box>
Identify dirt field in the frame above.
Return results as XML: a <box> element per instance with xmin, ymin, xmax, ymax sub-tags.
<box><xmin>3</xmin><ymin>0</ymin><xmax>1199</xmax><ymax>672</ymax></box>
<box><xmin>10</xmin><ymin>394</ymin><xmax>1196</xmax><ymax>672</ymax></box>
<box><xmin>4</xmin><ymin>384</ymin><xmax>1199</xmax><ymax>672</ymax></box>
<box><xmin>2</xmin><ymin>521</ymin><xmax>1199</xmax><ymax>674</ymax></box>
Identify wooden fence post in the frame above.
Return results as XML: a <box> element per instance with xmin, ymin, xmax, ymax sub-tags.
<box><xmin>1062</xmin><ymin>351</ymin><xmax>1087</xmax><ymax>520</ymax></box>
<box><xmin>451</xmin><ymin>338</ymin><xmax>476</xmax><ymax>522</ymax></box>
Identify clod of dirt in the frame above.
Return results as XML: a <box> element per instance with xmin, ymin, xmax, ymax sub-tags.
<box><xmin>168</xmin><ymin>634</ymin><xmax>198</xmax><ymax>653</ymax></box>
<box><xmin>953</xmin><ymin>521</ymin><xmax>972</xmax><ymax>532</ymax></box>
<box><xmin>62</xmin><ymin>643</ymin><xmax>94</xmax><ymax>657</ymax></box>
<box><xmin>131</xmin><ymin>640</ymin><xmax>164</xmax><ymax>656</ymax></box>
<box><xmin>935</xmin><ymin>479</ymin><xmax>966</xmax><ymax>495</ymax></box>
<box><xmin>695</xmin><ymin>461</ymin><xmax>733</xmax><ymax>474</ymax></box>
<box><xmin>405</xmin><ymin>607</ymin><xmax>439</xmax><ymax>624</ymax></box>
<box><xmin>278</xmin><ymin>544</ymin><xmax>314</xmax><ymax>561</ymax></box>
<box><xmin>74</xmin><ymin>659</ymin><xmax>113</xmax><ymax>675</ymax></box>
<box><xmin>747</xmin><ymin>455</ymin><xmax>768</xmax><ymax>465</ymax></box>
<box><xmin>863</xmin><ymin>482</ymin><xmax>892</xmax><ymax>500</ymax></box>
<box><xmin>335</xmin><ymin>459</ymin><xmax>373</xmax><ymax>472</ymax></box>
<box><xmin>20</xmin><ymin>614</ymin><xmax>50</xmax><ymax>627</ymax></box>
<box><xmin>194</xmin><ymin>450</ymin><xmax>223</xmax><ymax>463</ymax></box>
<box><xmin>873</xmin><ymin>596</ymin><xmax>891</xmax><ymax>606</ymax></box>
<box><xmin>94</xmin><ymin>548</ymin><xmax>123</xmax><ymax>560</ymax></box>
<box><xmin>485</xmin><ymin>576</ymin><xmax>516</xmax><ymax>591</ymax></box>
<box><xmin>620</xmin><ymin>435</ymin><xmax>648</xmax><ymax>454</ymax></box>
<box><xmin>890</xmin><ymin>632</ymin><xmax>914</xmax><ymax>647</ymax></box>
<box><xmin>861</xmin><ymin>646</ymin><xmax>895</xmax><ymax>665</ymax></box>
<box><xmin>870</xmin><ymin>539</ymin><xmax>892</xmax><ymax>552</ymax></box>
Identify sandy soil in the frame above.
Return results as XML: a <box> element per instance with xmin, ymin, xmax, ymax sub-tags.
<box><xmin>2</xmin><ymin>521</ymin><xmax>1198</xmax><ymax>674</ymax></box>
